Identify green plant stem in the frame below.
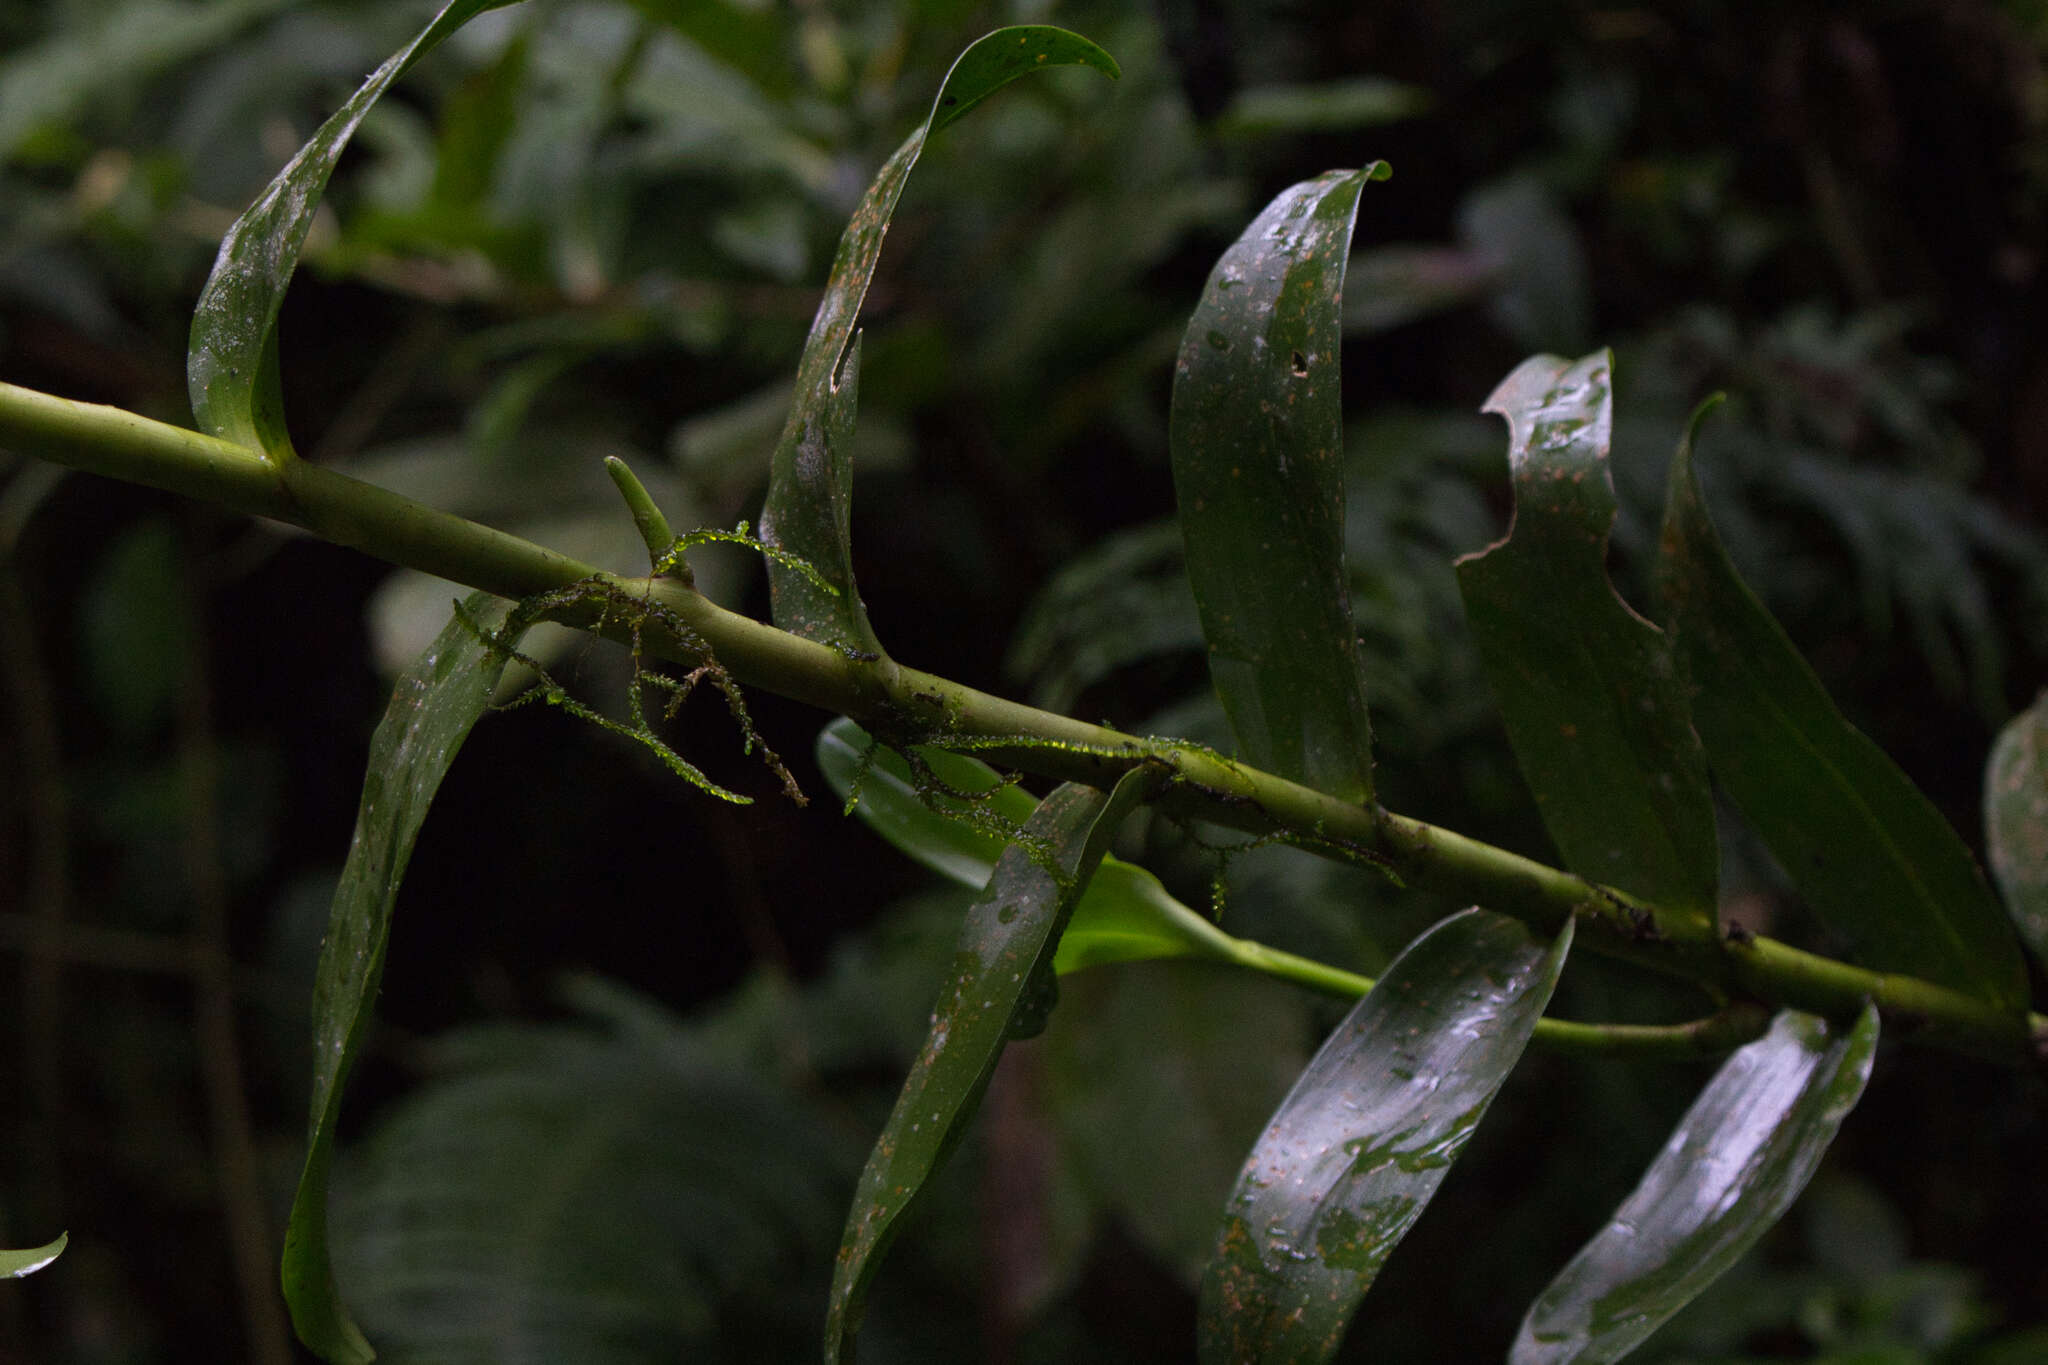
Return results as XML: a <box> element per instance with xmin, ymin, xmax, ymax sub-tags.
<box><xmin>6</xmin><ymin>380</ymin><xmax>2043</xmax><ymax>1068</ymax></box>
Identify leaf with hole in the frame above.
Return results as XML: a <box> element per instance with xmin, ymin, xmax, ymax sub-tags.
<box><xmin>826</xmin><ymin>766</ymin><xmax>1150</xmax><ymax>1364</ymax></box>
<box><xmin>1456</xmin><ymin>351</ymin><xmax>1716</xmax><ymax>923</ymax></box>
<box><xmin>1985</xmin><ymin>689</ymin><xmax>2048</xmax><ymax>971</ymax></box>
<box><xmin>758</xmin><ymin>27</ymin><xmax>1119</xmax><ymax>656</ymax></box>
<box><xmin>1170</xmin><ymin>166</ymin><xmax>1386</xmax><ymax>803</ymax></box>
<box><xmin>1513</xmin><ymin>1004</ymin><xmax>1879</xmax><ymax>1364</ymax></box>
<box><xmin>1658</xmin><ymin>402</ymin><xmax>2029</xmax><ymax>1011</ymax></box>
<box><xmin>283</xmin><ymin>592</ymin><xmax>526</xmax><ymax>1365</ymax></box>
<box><xmin>187</xmin><ymin>0</ymin><xmax>523</xmax><ymax>459</ymax></box>
<box><xmin>1198</xmin><ymin>907</ymin><xmax>1572</xmax><ymax>1365</ymax></box>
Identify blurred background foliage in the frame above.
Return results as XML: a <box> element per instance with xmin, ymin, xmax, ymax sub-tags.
<box><xmin>3</xmin><ymin>0</ymin><xmax>2048</xmax><ymax>1359</ymax></box>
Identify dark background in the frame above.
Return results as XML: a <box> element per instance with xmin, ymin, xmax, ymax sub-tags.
<box><xmin>2</xmin><ymin>0</ymin><xmax>2047</xmax><ymax>1360</ymax></box>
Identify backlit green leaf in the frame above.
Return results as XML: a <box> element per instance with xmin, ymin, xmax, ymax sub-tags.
<box><xmin>759</xmin><ymin>26</ymin><xmax>1118</xmax><ymax>656</ymax></box>
<box><xmin>825</xmin><ymin>767</ymin><xmax>1150</xmax><ymax>1364</ymax></box>
<box><xmin>1513</xmin><ymin>1005</ymin><xmax>1879</xmax><ymax>1364</ymax></box>
<box><xmin>1985</xmin><ymin>690</ymin><xmax>2048</xmax><ymax>970</ymax></box>
<box><xmin>284</xmin><ymin>592</ymin><xmax>525</xmax><ymax>1365</ymax></box>
<box><xmin>1198</xmin><ymin>907</ymin><xmax>1572</xmax><ymax>1365</ymax></box>
<box><xmin>187</xmin><ymin>0</ymin><xmax>524</xmax><ymax>459</ymax></box>
<box><xmin>1658</xmin><ymin>403</ymin><xmax>2029</xmax><ymax>1011</ymax></box>
<box><xmin>1170</xmin><ymin>167</ymin><xmax>1385</xmax><ymax>804</ymax></box>
<box><xmin>1456</xmin><ymin>352</ymin><xmax>1716</xmax><ymax>922</ymax></box>
<box><xmin>0</xmin><ymin>1232</ymin><xmax>66</xmax><ymax>1279</ymax></box>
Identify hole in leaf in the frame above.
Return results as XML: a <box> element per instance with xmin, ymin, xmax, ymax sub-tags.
<box><xmin>1290</xmin><ymin>350</ymin><xmax>1309</xmax><ymax>377</ymax></box>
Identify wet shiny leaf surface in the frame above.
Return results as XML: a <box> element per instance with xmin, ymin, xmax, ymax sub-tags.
<box><xmin>1198</xmin><ymin>908</ymin><xmax>1571</xmax><ymax>1364</ymax></box>
<box><xmin>1457</xmin><ymin>352</ymin><xmax>1716</xmax><ymax>921</ymax></box>
<box><xmin>1170</xmin><ymin>167</ymin><xmax>1385</xmax><ymax>803</ymax></box>
<box><xmin>284</xmin><ymin>592</ymin><xmax>524</xmax><ymax>1365</ymax></box>
<box><xmin>826</xmin><ymin>767</ymin><xmax>1149</xmax><ymax>1364</ymax></box>
<box><xmin>1513</xmin><ymin>1005</ymin><xmax>1879</xmax><ymax>1364</ymax></box>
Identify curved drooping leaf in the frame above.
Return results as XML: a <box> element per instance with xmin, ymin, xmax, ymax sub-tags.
<box><xmin>1169</xmin><ymin>166</ymin><xmax>1386</xmax><ymax>804</ymax></box>
<box><xmin>826</xmin><ymin>767</ymin><xmax>1151</xmax><ymax>1364</ymax></box>
<box><xmin>187</xmin><ymin>0</ymin><xmax>524</xmax><ymax>458</ymax></box>
<box><xmin>815</xmin><ymin>719</ymin><xmax>1382</xmax><ymax>997</ymax></box>
<box><xmin>1456</xmin><ymin>352</ymin><xmax>1716</xmax><ymax>923</ymax></box>
<box><xmin>1198</xmin><ymin>907</ymin><xmax>1573</xmax><ymax>1365</ymax></box>
<box><xmin>815</xmin><ymin>718</ymin><xmax>1244</xmax><ymax>975</ymax></box>
<box><xmin>284</xmin><ymin>592</ymin><xmax>526</xmax><ymax>1365</ymax></box>
<box><xmin>1658</xmin><ymin>404</ymin><xmax>2029</xmax><ymax>1011</ymax></box>
<box><xmin>1513</xmin><ymin>1004</ymin><xmax>1879</xmax><ymax>1364</ymax></box>
<box><xmin>759</xmin><ymin>27</ymin><xmax>1120</xmax><ymax>656</ymax></box>
<box><xmin>1986</xmin><ymin>690</ymin><xmax>2048</xmax><ymax>971</ymax></box>
<box><xmin>0</xmin><ymin>1232</ymin><xmax>66</xmax><ymax>1278</ymax></box>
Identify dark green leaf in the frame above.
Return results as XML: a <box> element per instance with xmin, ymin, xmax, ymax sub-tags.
<box><xmin>1198</xmin><ymin>907</ymin><xmax>1572</xmax><ymax>1365</ymax></box>
<box><xmin>826</xmin><ymin>767</ymin><xmax>1150</xmax><ymax>1364</ymax></box>
<box><xmin>1658</xmin><ymin>404</ymin><xmax>2029</xmax><ymax>1010</ymax></box>
<box><xmin>814</xmin><ymin>718</ymin><xmax>1261</xmax><ymax>977</ymax></box>
<box><xmin>187</xmin><ymin>0</ymin><xmax>523</xmax><ymax>459</ymax></box>
<box><xmin>0</xmin><ymin>1232</ymin><xmax>66</xmax><ymax>1279</ymax></box>
<box><xmin>1985</xmin><ymin>690</ymin><xmax>2048</xmax><ymax>970</ymax></box>
<box><xmin>1456</xmin><ymin>351</ymin><xmax>1716</xmax><ymax>921</ymax></box>
<box><xmin>284</xmin><ymin>592</ymin><xmax>526</xmax><ymax>1365</ymax></box>
<box><xmin>1513</xmin><ymin>1004</ymin><xmax>1879</xmax><ymax>1364</ymax></box>
<box><xmin>1170</xmin><ymin>167</ymin><xmax>1386</xmax><ymax>803</ymax></box>
<box><xmin>759</xmin><ymin>26</ymin><xmax>1119</xmax><ymax>656</ymax></box>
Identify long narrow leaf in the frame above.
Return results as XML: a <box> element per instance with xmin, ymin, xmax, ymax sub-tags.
<box><xmin>1986</xmin><ymin>690</ymin><xmax>2048</xmax><ymax>971</ymax></box>
<box><xmin>815</xmin><ymin>717</ymin><xmax>1245</xmax><ymax>974</ymax></box>
<box><xmin>1457</xmin><ymin>352</ymin><xmax>1716</xmax><ymax>922</ymax></box>
<box><xmin>1513</xmin><ymin>1004</ymin><xmax>1880</xmax><ymax>1364</ymax></box>
<box><xmin>284</xmin><ymin>593</ymin><xmax>525</xmax><ymax>1365</ymax></box>
<box><xmin>758</xmin><ymin>27</ymin><xmax>1119</xmax><ymax>656</ymax></box>
<box><xmin>1658</xmin><ymin>404</ymin><xmax>2029</xmax><ymax>1010</ymax></box>
<box><xmin>1169</xmin><ymin>167</ymin><xmax>1386</xmax><ymax>804</ymax></box>
<box><xmin>1198</xmin><ymin>907</ymin><xmax>1573</xmax><ymax>1365</ymax></box>
<box><xmin>826</xmin><ymin>767</ymin><xmax>1152</xmax><ymax>1364</ymax></box>
<box><xmin>0</xmin><ymin>1233</ymin><xmax>65</xmax><ymax>1279</ymax></box>
<box><xmin>187</xmin><ymin>0</ymin><xmax>523</xmax><ymax>458</ymax></box>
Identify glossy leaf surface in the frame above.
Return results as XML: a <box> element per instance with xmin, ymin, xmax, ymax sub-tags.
<box><xmin>1170</xmin><ymin>167</ymin><xmax>1385</xmax><ymax>803</ymax></box>
<box><xmin>187</xmin><ymin>0</ymin><xmax>521</xmax><ymax>458</ymax></box>
<box><xmin>1658</xmin><ymin>407</ymin><xmax>2029</xmax><ymax>1010</ymax></box>
<box><xmin>284</xmin><ymin>593</ymin><xmax>525</xmax><ymax>1364</ymax></box>
<box><xmin>826</xmin><ymin>768</ymin><xmax>1150</xmax><ymax>1364</ymax></box>
<box><xmin>1513</xmin><ymin>1004</ymin><xmax>1879</xmax><ymax>1364</ymax></box>
<box><xmin>1198</xmin><ymin>908</ymin><xmax>1572</xmax><ymax>1365</ymax></box>
<box><xmin>1456</xmin><ymin>352</ymin><xmax>1715</xmax><ymax>921</ymax></box>
<box><xmin>0</xmin><ymin>1232</ymin><xmax>66</xmax><ymax>1279</ymax></box>
<box><xmin>1986</xmin><ymin>690</ymin><xmax>2048</xmax><ymax>970</ymax></box>
<box><xmin>758</xmin><ymin>27</ymin><xmax>1119</xmax><ymax>655</ymax></box>
<box><xmin>816</xmin><ymin>718</ymin><xmax>1243</xmax><ymax>975</ymax></box>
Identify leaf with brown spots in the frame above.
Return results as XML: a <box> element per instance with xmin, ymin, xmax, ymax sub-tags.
<box><xmin>1984</xmin><ymin>690</ymin><xmax>2048</xmax><ymax>972</ymax></box>
<box><xmin>1455</xmin><ymin>351</ymin><xmax>1717</xmax><ymax>924</ymax></box>
<box><xmin>1197</xmin><ymin>908</ymin><xmax>1572</xmax><ymax>1365</ymax></box>
<box><xmin>1169</xmin><ymin>166</ymin><xmax>1387</xmax><ymax>803</ymax></box>
<box><xmin>825</xmin><ymin>767</ymin><xmax>1152</xmax><ymax>1364</ymax></box>
<box><xmin>759</xmin><ymin>27</ymin><xmax>1119</xmax><ymax>657</ymax></box>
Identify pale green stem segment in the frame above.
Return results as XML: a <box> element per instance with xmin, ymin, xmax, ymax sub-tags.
<box><xmin>2</xmin><ymin>380</ymin><xmax>2041</xmax><ymax>1068</ymax></box>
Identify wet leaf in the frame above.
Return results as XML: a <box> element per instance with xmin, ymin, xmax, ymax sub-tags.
<box><xmin>1198</xmin><ymin>907</ymin><xmax>1572</xmax><ymax>1365</ymax></box>
<box><xmin>1170</xmin><ymin>167</ymin><xmax>1386</xmax><ymax>803</ymax></box>
<box><xmin>1658</xmin><ymin>404</ymin><xmax>2029</xmax><ymax>1011</ymax></box>
<box><xmin>0</xmin><ymin>1232</ymin><xmax>66</xmax><ymax>1279</ymax></box>
<box><xmin>1513</xmin><ymin>1005</ymin><xmax>1879</xmax><ymax>1364</ymax></box>
<box><xmin>284</xmin><ymin>592</ymin><xmax>525</xmax><ymax>1365</ymax></box>
<box><xmin>759</xmin><ymin>26</ymin><xmax>1118</xmax><ymax>656</ymax></box>
<box><xmin>826</xmin><ymin>767</ymin><xmax>1151</xmax><ymax>1364</ymax></box>
<box><xmin>187</xmin><ymin>0</ymin><xmax>523</xmax><ymax>459</ymax></box>
<box><xmin>1985</xmin><ymin>690</ymin><xmax>2048</xmax><ymax>970</ymax></box>
<box><xmin>815</xmin><ymin>717</ymin><xmax>1240</xmax><ymax>975</ymax></box>
<box><xmin>1456</xmin><ymin>352</ymin><xmax>1716</xmax><ymax>922</ymax></box>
